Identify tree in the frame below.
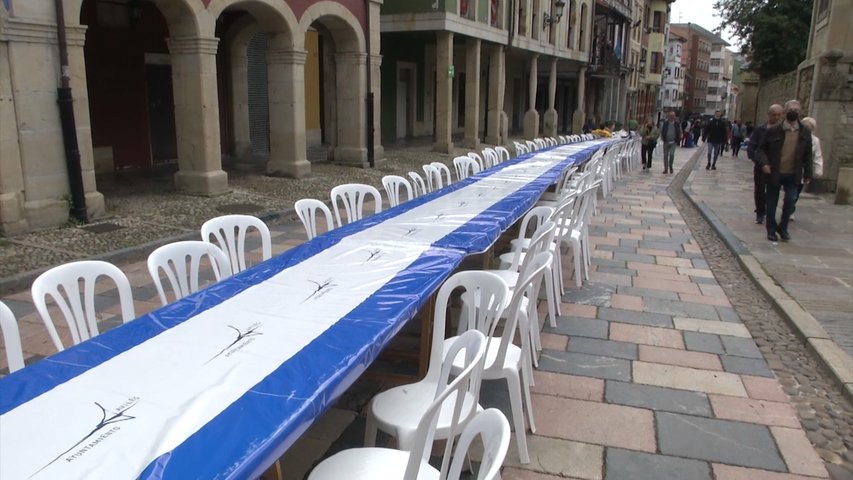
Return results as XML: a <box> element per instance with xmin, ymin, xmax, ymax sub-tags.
<box><xmin>712</xmin><ymin>0</ymin><xmax>813</xmax><ymax>77</ymax></box>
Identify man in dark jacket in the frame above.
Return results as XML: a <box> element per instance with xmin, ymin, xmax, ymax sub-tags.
<box><xmin>703</xmin><ymin>110</ymin><xmax>728</xmax><ymax>170</ymax></box>
<box><xmin>755</xmin><ymin>100</ymin><xmax>813</xmax><ymax>241</ymax></box>
<box><xmin>659</xmin><ymin>111</ymin><xmax>682</xmax><ymax>174</ymax></box>
<box><xmin>747</xmin><ymin>104</ymin><xmax>783</xmax><ymax>224</ymax></box>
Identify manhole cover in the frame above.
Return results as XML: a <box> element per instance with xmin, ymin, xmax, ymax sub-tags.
<box><xmin>81</xmin><ymin>222</ymin><xmax>125</xmax><ymax>234</ymax></box>
<box><xmin>216</xmin><ymin>203</ymin><xmax>263</xmax><ymax>214</ymax></box>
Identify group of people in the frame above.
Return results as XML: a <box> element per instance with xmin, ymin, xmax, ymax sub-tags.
<box><xmin>635</xmin><ymin>101</ymin><xmax>823</xmax><ymax>242</ymax></box>
<box><xmin>748</xmin><ymin>100</ymin><xmax>823</xmax><ymax>242</ymax></box>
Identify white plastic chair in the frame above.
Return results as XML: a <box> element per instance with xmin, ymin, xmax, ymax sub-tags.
<box><xmin>431</xmin><ymin>162</ymin><xmax>454</xmax><ymax>187</ymax></box>
<box><xmin>513</xmin><ymin>141</ymin><xmax>528</xmax><ymax>156</ymax></box>
<box><xmin>364</xmin><ymin>271</ymin><xmax>508</xmax><ymax>453</ymax></box>
<box><xmin>466</xmin><ymin>152</ymin><xmax>485</xmax><ymax>171</ymax></box>
<box><xmin>408</xmin><ymin>171</ymin><xmax>428</xmax><ymax>198</ymax></box>
<box><xmin>495</xmin><ymin>146</ymin><xmax>511</xmax><ymax>162</ymax></box>
<box><xmin>525</xmin><ymin>140</ymin><xmax>537</xmax><ymax>152</ymax></box>
<box><xmin>450</xmin><ymin>251</ymin><xmax>552</xmax><ymax>465</ymax></box>
<box><xmin>200</xmin><ymin>214</ymin><xmax>271</xmax><ymax>274</ymax></box>
<box><xmin>382</xmin><ymin>175</ymin><xmax>414</xmax><ymax>207</ymax></box>
<box><xmin>453</xmin><ymin>156</ymin><xmax>481</xmax><ymax>181</ymax></box>
<box><xmin>148</xmin><ymin>241</ymin><xmax>233</xmax><ymax>306</ymax></box>
<box><xmin>330</xmin><ymin>183</ymin><xmax>383</xmax><ymax>227</ymax></box>
<box><xmin>32</xmin><ymin>260</ymin><xmax>136</xmax><ymax>352</ymax></box>
<box><xmin>294</xmin><ymin>198</ymin><xmax>335</xmax><ymax>240</ymax></box>
<box><xmin>0</xmin><ymin>301</ymin><xmax>24</xmax><ymax>373</ymax></box>
<box><xmin>422</xmin><ymin>164</ymin><xmax>439</xmax><ymax>192</ymax></box>
<box><xmin>481</xmin><ymin>148</ymin><xmax>499</xmax><ymax>169</ymax></box>
<box><xmin>446</xmin><ymin>409</ymin><xmax>511</xmax><ymax>480</ymax></box>
<box><xmin>311</xmin><ymin>329</ymin><xmax>488</xmax><ymax>480</ymax></box>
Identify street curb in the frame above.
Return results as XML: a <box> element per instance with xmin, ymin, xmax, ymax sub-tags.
<box><xmin>0</xmin><ymin>207</ymin><xmax>299</xmax><ymax>296</ymax></box>
<box><xmin>680</xmin><ymin>148</ymin><xmax>853</xmax><ymax>403</ymax></box>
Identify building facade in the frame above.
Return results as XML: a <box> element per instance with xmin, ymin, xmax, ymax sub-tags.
<box><xmin>705</xmin><ymin>38</ymin><xmax>731</xmax><ymax>115</ymax></box>
<box><xmin>671</xmin><ymin>22</ymin><xmax>723</xmax><ymax>119</ymax></box>
<box><xmin>0</xmin><ymin>0</ymin><xmax>383</xmax><ymax>234</ymax></box>
<box><xmin>796</xmin><ymin>0</ymin><xmax>853</xmax><ymax>193</ymax></box>
<box><xmin>660</xmin><ymin>28</ymin><xmax>685</xmax><ymax>118</ymax></box>
<box><xmin>380</xmin><ymin>0</ymin><xmax>594</xmax><ymax>151</ymax></box>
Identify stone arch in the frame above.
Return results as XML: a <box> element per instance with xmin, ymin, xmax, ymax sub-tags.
<box><xmin>206</xmin><ymin>0</ymin><xmax>299</xmax><ymax>48</ymax></box>
<box><xmin>298</xmin><ymin>1</ymin><xmax>366</xmax><ymax>53</ymax></box>
<box><xmin>68</xmin><ymin>0</ymin><xmax>205</xmax><ymax>36</ymax></box>
<box><xmin>299</xmin><ymin>2</ymin><xmax>368</xmax><ymax>165</ymax></box>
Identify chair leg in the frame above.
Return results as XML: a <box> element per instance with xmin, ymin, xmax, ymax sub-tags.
<box><xmin>364</xmin><ymin>410</ymin><xmax>378</xmax><ymax>447</ymax></box>
<box><xmin>519</xmin><ymin>366</ymin><xmax>536</xmax><ymax>435</ymax></box>
<box><xmin>505</xmin><ymin>372</ymin><xmax>531</xmax><ymax>464</ymax></box>
<box><xmin>572</xmin><ymin>240</ymin><xmax>583</xmax><ymax>288</ymax></box>
<box><xmin>543</xmin><ymin>268</ymin><xmax>558</xmax><ymax>332</ymax></box>
<box><xmin>551</xmin><ymin>258</ymin><xmax>563</xmax><ymax>318</ymax></box>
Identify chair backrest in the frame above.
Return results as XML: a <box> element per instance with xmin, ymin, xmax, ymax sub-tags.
<box><xmin>515</xmin><ymin>206</ymin><xmax>554</xmax><ymax>244</ymax></box>
<box><xmin>148</xmin><ymin>241</ymin><xmax>233</xmax><ymax>306</ymax></box>
<box><xmin>294</xmin><ymin>198</ymin><xmax>335</xmax><ymax>240</ymax></box>
<box><xmin>32</xmin><ymin>260</ymin><xmax>136</xmax><ymax>352</ymax></box>
<box><xmin>431</xmin><ymin>162</ymin><xmax>454</xmax><ymax>187</ymax></box>
<box><xmin>201</xmin><ymin>214</ymin><xmax>271</xmax><ymax>274</ymax></box>
<box><xmin>494</xmin><ymin>251</ymin><xmax>553</xmax><ymax>375</ymax></box>
<box><xmin>512</xmin><ymin>141</ymin><xmax>527</xmax><ymax>156</ymax></box>
<box><xmin>382</xmin><ymin>175</ymin><xmax>414</xmax><ymax>207</ymax></box>
<box><xmin>408</xmin><ymin>171</ymin><xmax>428</xmax><ymax>198</ymax></box>
<box><xmin>525</xmin><ymin>140</ymin><xmax>537</xmax><ymax>151</ymax></box>
<box><xmin>422</xmin><ymin>164</ymin><xmax>439</xmax><ymax>192</ymax></box>
<box><xmin>553</xmin><ymin>166</ymin><xmax>579</xmax><ymax>198</ymax></box>
<box><xmin>330</xmin><ymin>183</ymin><xmax>383</xmax><ymax>227</ymax></box>
<box><xmin>466</xmin><ymin>152</ymin><xmax>484</xmax><ymax>171</ymax></box>
<box><xmin>0</xmin><ymin>301</ymin><xmax>24</xmax><ymax>373</ymax></box>
<box><xmin>495</xmin><ymin>146</ymin><xmax>510</xmax><ymax>162</ymax></box>
<box><xmin>432</xmin><ymin>271</ymin><xmax>508</xmax><ymax>384</ymax></box>
<box><xmin>404</xmin><ymin>329</ymin><xmax>488</xmax><ymax>479</ymax></box>
<box><xmin>481</xmin><ymin>148</ymin><xmax>498</xmax><ymax>169</ymax></box>
<box><xmin>453</xmin><ymin>156</ymin><xmax>480</xmax><ymax>181</ymax></box>
<box><xmin>446</xmin><ymin>408</ymin><xmax>511</xmax><ymax>480</ymax></box>
<box><xmin>552</xmin><ymin>189</ymin><xmax>582</xmax><ymax>242</ymax></box>
<box><xmin>504</xmin><ymin>220</ymin><xmax>556</xmax><ymax>274</ymax></box>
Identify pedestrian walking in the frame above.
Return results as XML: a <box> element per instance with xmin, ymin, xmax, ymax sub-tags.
<box><xmin>703</xmin><ymin>110</ymin><xmax>727</xmax><ymax>169</ymax></box>
<box><xmin>692</xmin><ymin>119</ymin><xmax>702</xmax><ymax>146</ymax></box>
<box><xmin>660</xmin><ymin>111</ymin><xmax>682</xmax><ymax>174</ymax></box>
<box><xmin>639</xmin><ymin>117</ymin><xmax>660</xmax><ymax>171</ymax></box>
<box><xmin>730</xmin><ymin>119</ymin><xmax>745</xmax><ymax>157</ymax></box>
<box><xmin>790</xmin><ymin>116</ymin><xmax>825</xmax><ymax>220</ymax></box>
<box><xmin>755</xmin><ymin>100</ymin><xmax>813</xmax><ymax>242</ymax></box>
<box><xmin>747</xmin><ymin>104</ymin><xmax>783</xmax><ymax>225</ymax></box>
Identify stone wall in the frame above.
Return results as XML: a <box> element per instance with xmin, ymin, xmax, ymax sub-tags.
<box><xmin>756</xmin><ymin>71</ymin><xmax>797</xmax><ymax>114</ymax></box>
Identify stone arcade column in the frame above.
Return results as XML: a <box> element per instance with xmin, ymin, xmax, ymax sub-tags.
<box><xmin>168</xmin><ymin>36</ymin><xmax>229</xmax><ymax>195</ymax></box>
<box><xmin>266</xmin><ymin>48</ymin><xmax>311</xmax><ymax>178</ymax></box>
<box><xmin>485</xmin><ymin>45</ymin><xmax>506</xmax><ymax>146</ymax></box>
<box><xmin>463</xmin><ymin>38</ymin><xmax>481</xmax><ymax>149</ymax></box>
<box><xmin>368</xmin><ymin>0</ymin><xmax>385</xmax><ymax>164</ymax></box>
<box><xmin>543</xmin><ymin>57</ymin><xmax>559</xmax><ymax>137</ymax></box>
<box><xmin>572</xmin><ymin>66</ymin><xmax>587</xmax><ymax>133</ymax></box>
<box><xmin>334</xmin><ymin>52</ymin><xmax>368</xmax><ymax>166</ymax></box>
<box><xmin>523</xmin><ymin>54</ymin><xmax>540</xmax><ymax>139</ymax></box>
<box><xmin>1</xmin><ymin>19</ymin><xmax>104</xmax><ymax>232</ymax></box>
<box><xmin>434</xmin><ymin>31</ymin><xmax>454</xmax><ymax>153</ymax></box>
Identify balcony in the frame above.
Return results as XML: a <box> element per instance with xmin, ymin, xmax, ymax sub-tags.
<box><xmin>589</xmin><ymin>47</ymin><xmax>627</xmax><ymax>76</ymax></box>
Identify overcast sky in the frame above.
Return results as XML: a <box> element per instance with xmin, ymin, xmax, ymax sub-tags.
<box><xmin>670</xmin><ymin>0</ymin><xmax>740</xmax><ymax>49</ymax></box>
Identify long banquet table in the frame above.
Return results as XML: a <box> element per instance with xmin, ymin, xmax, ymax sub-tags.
<box><xmin>0</xmin><ymin>137</ymin><xmax>619</xmax><ymax>480</ymax></box>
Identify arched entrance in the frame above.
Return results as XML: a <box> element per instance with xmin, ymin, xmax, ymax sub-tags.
<box><xmin>210</xmin><ymin>0</ymin><xmax>309</xmax><ymax>177</ymax></box>
<box><xmin>299</xmin><ymin>3</ymin><xmax>368</xmax><ymax>166</ymax></box>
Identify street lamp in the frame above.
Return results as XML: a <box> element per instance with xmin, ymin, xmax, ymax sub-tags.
<box><xmin>543</xmin><ymin>0</ymin><xmax>567</xmax><ymax>29</ymax></box>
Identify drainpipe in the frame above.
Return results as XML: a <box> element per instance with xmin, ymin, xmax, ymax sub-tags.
<box><xmin>54</xmin><ymin>0</ymin><xmax>88</xmax><ymax>223</ymax></box>
<box><xmin>364</xmin><ymin>0</ymin><xmax>375</xmax><ymax>167</ymax></box>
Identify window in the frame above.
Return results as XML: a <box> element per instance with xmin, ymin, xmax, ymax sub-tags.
<box><xmin>710</xmin><ymin>58</ymin><xmax>721</xmax><ymax>67</ymax></box>
<box><xmin>652</xmin><ymin>11</ymin><xmax>663</xmax><ymax>33</ymax></box>
<box><xmin>490</xmin><ymin>0</ymin><xmax>500</xmax><ymax>27</ymax></box>
<box><xmin>579</xmin><ymin>4</ymin><xmax>588</xmax><ymax>51</ymax></box>
<box><xmin>651</xmin><ymin>52</ymin><xmax>662</xmax><ymax>74</ymax></box>
<box><xmin>816</xmin><ymin>0</ymin><xmax>830</xmax><ymax>22</ymax></box>
<box><xmin>566</xmin><ymin>0</ymin><xmax>576</xmax><ymax>49</ymax></box>
<box><xmin>710</xmin><ymin>73</ymin><xmax>719</xmax><ymax>81</ymax></box>
<box><xmin>708</xmin><ymin>87</ymin><xmax>719</xmax><ymax>95</ymax></box>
